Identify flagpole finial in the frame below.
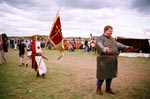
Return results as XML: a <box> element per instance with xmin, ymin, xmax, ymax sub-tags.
<box><xmin>57</xmin><ymin>8</ymin><xmax>60</xmax><ymax>16</ymax></box>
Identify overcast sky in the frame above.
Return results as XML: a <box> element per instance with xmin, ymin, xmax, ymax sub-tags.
<box><xmin>0</xmin><ymin>0</ymin><xmax>150</xmax><ymax>38</ymax></box>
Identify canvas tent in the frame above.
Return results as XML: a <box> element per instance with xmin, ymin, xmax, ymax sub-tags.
<box><xmin>115</xmin><ymin>34</ymin><xmax>150</xmax><ymax>53</ymax></box>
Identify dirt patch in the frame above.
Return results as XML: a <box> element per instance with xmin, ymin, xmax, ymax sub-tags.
<box><xmin>54</xmin><ymin>52</ymin><xmax>150</xmax><ymax>98</ymax></box>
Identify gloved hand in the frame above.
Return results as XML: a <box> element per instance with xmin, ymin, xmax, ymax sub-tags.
<box><xmin>126</xmin><ymin>46</ymin><xmax>134</xmax><ymax>52</ymax></box>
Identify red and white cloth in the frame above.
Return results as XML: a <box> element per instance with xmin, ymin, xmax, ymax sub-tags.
<box><xmin>31</xmin><ymin>41</ymin><xmax>47</xmax><ymax>75</ymax></box>
<box><xmin>35</xmin><ymin>56</ymin><xmax>47</xmax><ymax>75</ymax></box>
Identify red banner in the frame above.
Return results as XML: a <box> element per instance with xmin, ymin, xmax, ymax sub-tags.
<box><xmin>49</xmin><ymin>15</ymin><xmax>63</xmax><ymax>47</ymax></box>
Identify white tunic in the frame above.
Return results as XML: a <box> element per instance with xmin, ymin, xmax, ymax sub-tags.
<box><xmin>35</xmin><ymin>56</ymin><xmax>47</xmax><ymax>75</ymax></box>
<box><xmin>35</xmin><ymin>41</ymin><xmax>47</xmax><ymax>75</ymax></box>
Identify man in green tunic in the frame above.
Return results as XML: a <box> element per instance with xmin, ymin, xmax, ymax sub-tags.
<box><xmin>96</xmin><ymin>25</ymin><xmax>133</xmax><ymax>95</ymax></box>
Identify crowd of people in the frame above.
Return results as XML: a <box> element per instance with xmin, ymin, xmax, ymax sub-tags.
<box><xmin>63</xmin><ymin>35</ymin><xmax>97</xmax><ymax>53</ymax></box>
<box><xmin>7</xmin><ymin>34</ymin><xmax>97</xmax><ymax>54</ymax></box>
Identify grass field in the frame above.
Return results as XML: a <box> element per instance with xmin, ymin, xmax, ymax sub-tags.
<box><xmin>0</xmin><ymin>49</ymin><xmax>150</xmax><ymax>99</ymax></box>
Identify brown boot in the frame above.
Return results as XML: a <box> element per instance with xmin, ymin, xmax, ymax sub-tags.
<box><xmin>42</xmin><ymin>74</ymin><xmax>46</xmax><ymax>79</ymax></box>
<box><xmin>106</xmin><ymin>88</ymin><xmax>116</xmax><ymax>94</ymax></box>
<box><xmin>96</xmin><ymin>87</ymin><xmax>103</xmax><ymax>95</ymax></box>
<box><xmin>26</xmin><ymin>63</ymin><xmax>28</xmax><ymax>67</ymax></box>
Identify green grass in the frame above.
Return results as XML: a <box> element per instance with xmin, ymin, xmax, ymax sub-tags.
<box><xmin>0</xmin><ymin>49</ymin><xmax>150</xmax><ymax>99</ymax></box>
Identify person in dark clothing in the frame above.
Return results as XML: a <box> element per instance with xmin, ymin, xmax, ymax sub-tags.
<box><xmin>2</xmin><ymin>34</ymin><xmax>8</xmax><ymax>52</ymax></box>
<box><xmin>0</xmin><ymin>34</ymin><xmax>6</xmax><ymax>64</ymax></box>
<box><xmin>18</xmin><ymin>39</ymin><xmax>26</xmax><ymax>66</ymax></box>
<box><xmin>69</xmin><ymin>38</ymin><xmax>76</xmax><ymax>52</ymax></box>
<box><xmin>84</xmin><ymin>40</ymin><xmax>89</xmax><ymax>52</ymax></box>
<box><xmin>10</xmin><ymin>38</ymin><xmax>14</xmax><ymax>48</ymax></box>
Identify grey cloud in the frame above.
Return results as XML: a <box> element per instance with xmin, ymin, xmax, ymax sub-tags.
<box><xmin>2</xmin><ymin>0</ymin><xmax>150</xmax><ymax>15</ymax></box>
<box><xmin>56</xmin><ymin>0</ymin><xmax>150</xmax><ymax>15</ymax></box>
<box><xmin>0</xmin><ymin>0</ymin><xmax>149</xmax><ymax>37</ymax></box>
<box><xmin>130</xmin><ymin>0</ymin><xmax>150</xmax><ymax>14</ymax></box>
<box><xmin>0</xmin><ymin>0</ymin><xmax>55</xmax><ymax>12</ymax></box>
<box><xmin>55</xmin><ymin>0</ymin><xmax>115</xmax><ymax>9</ymax></box>
<box><xmin>0</xmin><ymin>0</ymin><xmax>37</xmax><ymax>9</ymax></box>
<box><xmin>0</xmin><ymin>0</ymin><xmax>57</xmax><ymax>22</ymax></box>
<box><xmin>0</xmin><ymin>0</ymin><xmax>56</xmax><ymax>36</ymax></box>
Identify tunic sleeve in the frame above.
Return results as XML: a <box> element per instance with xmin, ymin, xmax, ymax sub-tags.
<box><xmin>96</xmin><ymin>37</ymin><xmax>106</xmax><ymax>53</ymax></box>
<box><xmin>115</xmin><ymin>41</ymin><xmax>128</xmax><ymax>51</ymax></box>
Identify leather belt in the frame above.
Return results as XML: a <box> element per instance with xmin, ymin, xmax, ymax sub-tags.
<box><xmin>32</xmin><ymin>53</ymin><xmax>42</xmax><ymax>56</ymax></box>
<box><xmin>98</xmin><ymin>54</ymin><xmax>117</xmax><ymax>57</ymax></box>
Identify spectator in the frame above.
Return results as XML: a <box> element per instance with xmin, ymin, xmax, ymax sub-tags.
<box><xmin>0</xmin><ymin>34</ymin><xmax>6</xmax><ymax>64</ymax></box>
<box><xmin>84</xmin><ymin>39</ymin><xmax>89</xmax><ymax>52</ymax></box>
<box><xmin>18</xmin><ymin>39</ymin><xmax>26</xmax><ymax>66</ymax></box>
